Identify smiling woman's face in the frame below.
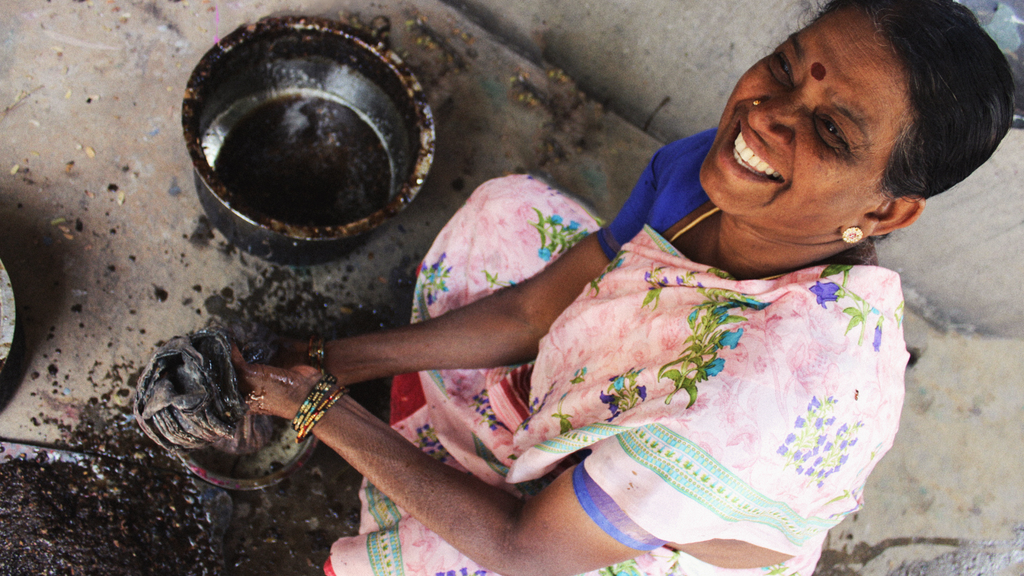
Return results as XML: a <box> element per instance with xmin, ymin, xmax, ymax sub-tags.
<box><xmin>700</xmin><ymin>8</ymin><xmax>912</xmax><ymax>246</ymax></box>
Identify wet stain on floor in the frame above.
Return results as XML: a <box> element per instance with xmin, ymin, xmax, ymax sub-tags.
<box><xmin>817</xmin><ymin>527</ymin><xmax>1024</xmax><ymax>575</ymax></box>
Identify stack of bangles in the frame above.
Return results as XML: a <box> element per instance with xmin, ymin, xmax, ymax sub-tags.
<box><xmin>291</xmin><ymin>335</ymin><xmax>347</xmax><ymax>442</ymax></box>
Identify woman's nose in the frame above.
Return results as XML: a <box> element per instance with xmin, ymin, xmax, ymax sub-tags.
<box><xmin>748</xmin><ymin>96</ymin><xmax>797</xmax><ymax>147</ymax></box>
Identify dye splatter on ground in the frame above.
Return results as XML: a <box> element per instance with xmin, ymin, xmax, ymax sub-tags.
<box><xmin>0</xmin><ymin>455</ymin><xmax>221</xmax><ymax>575</ymax></box>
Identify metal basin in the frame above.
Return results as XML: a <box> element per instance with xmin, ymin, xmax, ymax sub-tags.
<box><xmin>0</xmin><ymin>258</ymin><xmax>24</xmax><ymax>413</ymax></box>
<box><xmin>183</xmin><ymin>418</ymin><xmax>318</xmax><ymax>491</ymax></box>
<box><xmin>182</xmin><ymin>16</ymin><xmax>434</xmax><ymax>264</ymax></box>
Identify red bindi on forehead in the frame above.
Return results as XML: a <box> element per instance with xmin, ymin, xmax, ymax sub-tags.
<box><xmin>811</xmin><ymin>62</ymin><xmax>826</xmax><ymax>81</ymax></box>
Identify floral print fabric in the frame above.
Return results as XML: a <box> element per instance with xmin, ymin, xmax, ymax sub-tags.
<box><xmin>327</xmin><ymin>175</ymin><xmax>909</xmax><ymax>576</ymax></box>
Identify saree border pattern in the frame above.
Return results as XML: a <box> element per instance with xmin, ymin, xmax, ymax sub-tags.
<box><xmin>365</xmin><ymin>483</ymin><xmax>407</xmax><ymax>576</ymax></box>
<box><xmin>618</xmin><ymin>425</ymin><xmax>839</xmax><ymax>546</ymax></box>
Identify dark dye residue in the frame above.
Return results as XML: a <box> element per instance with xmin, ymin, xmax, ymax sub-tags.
<box><xmin>154</xmin><ymin>286</ymin><xmax>169</xmax><ymax>302</ymax></box>
<box><xmin>0</xmin><ymin>456</ymin><xmax>221</xmax><ymax>575</ymax></box>
<box><xmin>214</xmin><ymin>94</ymin><xmax>392</xmax><ymax>228</ymax></box>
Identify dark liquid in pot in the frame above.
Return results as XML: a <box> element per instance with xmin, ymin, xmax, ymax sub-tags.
<box><xmin>214</xmin><ymin>94</ymin><xmax>392</xmax><ymax>227</ymax></box>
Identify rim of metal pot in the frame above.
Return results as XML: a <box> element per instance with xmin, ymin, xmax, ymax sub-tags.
<box><xmin>0</xmin><ymin>259</ymin><xmax>15</xmax><ymax>376</ymax></box>
<box><xmin>181</xmin><ymin>15</ymin><xmax>435</xmax><ymax>241</ymax></box>
<box><xmin>182</xmin><ymin>435</ymin><xmax>318</xmax><ymax>491</ymax></box>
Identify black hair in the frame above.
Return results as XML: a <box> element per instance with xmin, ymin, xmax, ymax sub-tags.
<box><xmin>816</xmin><ymin>0</ymin><xmax>1015</xmax><ymax>199</ymax></box>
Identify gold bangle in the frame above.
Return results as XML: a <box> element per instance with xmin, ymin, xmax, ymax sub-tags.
<box><xmin>292</xmin><ymin>373</ymin><xmax>337</xmax><ymax>432</ymax></box>
<box><xmin>307</xmin><ymin>334</ymin><xmax>325</xmax><ymax>372</ymax></box>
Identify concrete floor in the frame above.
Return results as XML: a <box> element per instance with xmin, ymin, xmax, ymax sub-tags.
<box><xmin>1</xmin><ymin>0</ymin><xmax>1022</xmax><ymax>574</ymax></box>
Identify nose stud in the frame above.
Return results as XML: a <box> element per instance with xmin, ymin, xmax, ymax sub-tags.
<box><xmin>752</xmin><ymin>99</ymin><xmax>762</xmax><ymax>106</ymax></box>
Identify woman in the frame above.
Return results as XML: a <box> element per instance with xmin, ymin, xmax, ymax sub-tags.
<box><xmin>233</xmin><ymin>1</ymin><xmax>1014</xmax><ymax>574</ymax></box>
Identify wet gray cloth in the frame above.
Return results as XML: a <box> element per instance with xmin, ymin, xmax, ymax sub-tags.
<box><xmin>133</xmin><ymin>327</ymin><xmax>275</xmax><ymax>454</ymax></box>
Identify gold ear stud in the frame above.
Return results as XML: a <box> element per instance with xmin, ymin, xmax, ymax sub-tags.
<box><xmin>842</xmin><ymin>227</ymin><xmax>864</xmax><ymax>244</ymax></box>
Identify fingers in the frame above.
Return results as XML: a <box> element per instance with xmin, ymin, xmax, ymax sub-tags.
<box><xmin>230</xmin><ymin>344</ymin><xmax>247</xmax><ymax>368</ymax></box>
<box><xmin>231</xmin><ymin>344</ymin><xmax>323</xmax><ymax>417</ymax></box>
<box><xmin>233</xmin><ymin>344</ymin><xmax>303</xmax><ymax>384</ymax></box>
<box><xmin>270</xmin><ymin>336</ymin><xmax>309</xmax><ymax>370</ymax></box>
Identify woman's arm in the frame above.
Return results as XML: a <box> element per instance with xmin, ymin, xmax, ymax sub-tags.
<box><xmin>313</xmin><ymin>233</ymin><xmax>612</xmax><ymax>386</ymax></box>
<box><xmin>234</xmin><ymin>351</ymin><xmax>643</xmax><ymax>575</ymax></box>
<box><xmin>233</xmin><ymin>355</ymin><xmax>794</xmax><ymax>575</ymax></box>
<box><xmin>311</xmin><ymin>395</ymin><xmax>640</xmax><ymax>576</ymax></box>
<box><xmin>319</xmin><ymin>399</ymin><xmax>795</xmax><ymax>573</ymax></box>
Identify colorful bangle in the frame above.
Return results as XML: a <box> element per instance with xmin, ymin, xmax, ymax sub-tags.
<box><xmin>292</xmin><ymin>373</ymin><xmax>337</xmax><ymax>431</ymax></box>
<box><xmin>307</xmin><ymin>334</ymin><xmax>325</xmax><ymax>372</ymax></box>
<box><xmin>294</xmin><ymin>335</ymin><xmax>342</xmax><ymax>441</ymax></box>
<box><xmin>291</xmin><ymin>373</ymin><xmax>348</xmax><ymax>442</ymax></box>
<box><xmin>293</xmin><ymin>384</ymin><xmax>347</xmax><ymax>442</ymax></box>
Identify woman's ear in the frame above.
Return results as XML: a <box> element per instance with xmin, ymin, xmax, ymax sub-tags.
<box><xmin>867</xmin><ymin>196</ymin><xmax>926</xmax><ymax>237</ymax></box>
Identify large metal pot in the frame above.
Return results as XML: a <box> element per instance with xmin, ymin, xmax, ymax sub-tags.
<box><xmin>182</xmin><ymin>16</ymin><xmax>434</xmax><ymax>265</ymax></box>
<box><xmin>0</xmin><ymin>258</ymin><xmax>24</xmax><ymax>413</ymax></box>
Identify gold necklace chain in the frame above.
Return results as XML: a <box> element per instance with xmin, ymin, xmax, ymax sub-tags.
<box><xmin>667</xmin><ymin>206</ymin><xmax>783</xmax><ymax>281</ymax></box>
<box><xmin>668</xmin><ymin>206</ymin><xmax>721</xmax><ymax>242</ymax></box>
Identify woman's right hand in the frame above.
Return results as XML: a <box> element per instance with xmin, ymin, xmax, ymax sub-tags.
<box><xmin>231</xmin><ymin>345</ymin><xmax>322</xmax><ymax>419</ymax></box>
<box><xmin>228</xmin><ymin>232</ymin><xmax>611</xmax><ymax>418</ymax></box>
<box><xmin>267</xmin><ymin>336</ymin><xmax>314</xmax><ymax>371</ymax></box>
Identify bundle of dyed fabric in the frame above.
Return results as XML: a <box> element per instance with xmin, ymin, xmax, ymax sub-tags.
<box><xmin>133</xmin><ymin>325</ymin><xmax>276</xmax><ymax>454</ymax></box>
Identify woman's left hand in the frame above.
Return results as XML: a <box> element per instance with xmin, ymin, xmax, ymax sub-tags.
<box><xmin>230</xmin><ymin>346</ymin><xmax>321</xmax><ymax>419</ymax></box>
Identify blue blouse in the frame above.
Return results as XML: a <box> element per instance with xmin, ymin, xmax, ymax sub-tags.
<box><xmin>597</xmin><ymin>128</ymin><xmax>716</xmax><ymax>259</ymax></box>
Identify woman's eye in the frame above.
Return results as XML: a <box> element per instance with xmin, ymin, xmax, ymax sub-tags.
<box><xmin>817</xmin><ymin>117</ymin><xmax>849</xmax><ymax>152</ymax></box>
<box><xmin>771</xmin><ymin>53</ymin><xmax>793</xmax><ymax>85</ymax></box>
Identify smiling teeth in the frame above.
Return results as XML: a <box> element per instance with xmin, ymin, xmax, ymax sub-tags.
<box><xmin>734</xmin><ymin>133</ymin><xmax>781</xmax><ymax>179</ymax></box>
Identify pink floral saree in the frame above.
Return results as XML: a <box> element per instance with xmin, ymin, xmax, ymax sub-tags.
<box><xmin>327</xmin><ymin>175</ymin><xmax>908</xmax><ymax>576</ymax></box>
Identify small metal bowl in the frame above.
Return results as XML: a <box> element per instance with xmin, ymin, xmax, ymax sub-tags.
<box><xmin>0</xmin><ymin>258</ymin><xmax>25</xmax><ymax>413</ymax></box>
<box><xmin>183</xmin><ymin>418</ymin><xmax>318</xmax><ymax>491</ymax></box>
<box><xmin>182</xmin><ymin>16</ymin><xmax>434</xmax><ymax>264</ymax></box>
